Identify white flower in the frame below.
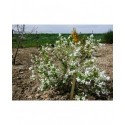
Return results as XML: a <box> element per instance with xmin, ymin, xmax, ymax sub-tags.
<box><xmin>48</xmin><ymin>71</ymin><xmax>51</xmax><ymax>75</ymax></box>
<box><xmin>29</xmin><ymin>67</ymin><xmax>32</xmax><ymax>70</ymax></box>
<box><xmin>40</xmin><ymin>78</ymin><xmax>45</xmax><ymax>83</ymax></box>
<box><xmin>76</xmin><ymin>77</ymin><xmax>81</xmax><ymax>82</ymax></box>
<box><xmin>68</xmin><ymin>70</ymin><xmax>75</xmax><ymax>75</ymax></box>
<box><xmin>56</xmin><ymin>40</ymin><xmax>60</xmax><ymax>44</ymax></box>
<box><xmin>97</xmin><ymin>39</ymin><xmax>101</xmax><ymax>43</ymax></box>
<box><xmin>91</xmin><ymin>58</ymin><xmax>95</xmax><ymax>62</ymax></box>
<box><xmin>81</xmin><ymin>96</ymin><xmax>86</xmax><ymax>100</ymax></box>
<box><xmin>95</xmin><ymin>90</ymin><xmax>100</xmax><ymax>96</ymax></box>
<box><xmin>85</xmin><ymin>81</ymin><xmax>91</xmax><ymax>85</ymax></box>
<box><xmin>95</xmin><ymin>77</ymin><xmax>99</xmax><ymax>83</ymax></box>
<box><xmin>75</xmin><ymin>95</ymin><xmax>81</xmax><ymax>100</ymax></box>
<box><xmin>64</xmin><ymin>74</ymin><xmax>68</xmax><ymax>79</ymax></box>
<box><xmin>85</xmin><ymin>70</ymin><xmax>89</xmax><ymax>76</ymax></box>
<box><xmin>30</xmin><ymin>75</ymin><xmax>35</xmax><ymax>80</ymax></box>
<box><xmin>99</xmin><ymin>71</ymin><xmax>105</xmax><ymax>77</ymax></box>
<box><xmin>47</xmin><ymin>47</ymin><xmax>51</xmax><ymax>51</ymax></box>
<box><xmin>106</xmin><ymin>76</ymin><xmax>110</xmax><ymax>81</ymax></box>
<box><xmin>98</xmin><ymin>82</ymin><xmax>105</xmax><ymax>87</ymax></box>
<box><xmin>63</xmin><ymin>41</ymin><xmax>67</xmax><ymax>44</ymax></box>
<box><xmin>81</xmin><ymin>80</ymin><xmax>85</xmax><ymax>84</ymax></box>
<box><xmin>50</xmin><ymin>64</ymin><xmax>55</xmax><ymax>69</ymax></box>
<box><xmin>90</xmin><ymin>34</ymin><xmax>94</xmax><ymax>38</ymax></box>
<box><xmin>59</xmin><ymin>33</ymin><xmax>61</xmax><ymax>37</ymax></box>
<box><xmin>101</xmin><ymin>88</ymin><xmax>109</xmax><ymax>95</ymax></box>
<box><xmin>40</xmin><ymin>84</ymin><xmax>44</xmax><ymax>91</ymax></box>
<box><xmin>61</xmin><ymin>38</ymin><xmax>63</xmax><ymax>41</ymax></box>
<box><xmin>46</xmin><ymin>80</ymin><xmax>50</xmax><ymax>84</ymax></box>
<box><xmin>68</xmin><ymin>35</ymin><xmax>71</xmax><ymax>39</ymax></box>
<box><xmin>69</xmin><ymin>53</ymin><xmax>73</xmax><ymax>57</ymax></box>
<box><xmin>77</xmin><ymin>41</ymin><xmax>81</xmax><ymax>45</ymax></box>
<box><xmin>75</xmin><ymin>47</ymin><xmax>81</xmax><ymax>52</ymax></box>
<box><xmin>73</xmin><ymin>51</ymin><xmax>78</xmax><ymax>56</ymax></box>
<box><xmin>70</xmin><ymin>61</ymin><xmax>75</xmax><ymax>66</ymax></box>
<box><xmin>63</xmin><ymin>79</ymin><xmax>66</xmax><ymax>83</ymax></box>
<box><xmin>70</xmin><ymin>42</ymin><xmax>75</xmax><ymax>47</ymax></box>
<box><xmin>31</xmin><ymin>59</ymin><xmax>34</xmax><ymax>63</ymax></box>
<box><xmin>32</xmin><ymin>70</ymin><xmax>35</xmax><ymax>74</ymax></box>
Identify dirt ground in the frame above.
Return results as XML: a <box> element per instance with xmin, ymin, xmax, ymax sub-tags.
<box><xmin>12</xmin><ymin>44</ymin><xmax>113</xmax><ymax>100</ymax></box>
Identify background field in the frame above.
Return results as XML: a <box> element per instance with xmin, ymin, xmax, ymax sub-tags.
<box><xmin>12</xmin><ymin>33</ymin><xmax>105</xmax><ymax>48</ymax></box>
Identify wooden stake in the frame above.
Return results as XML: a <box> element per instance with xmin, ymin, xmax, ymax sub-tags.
<box><xmin>70</xmin><ymin>73</ymin><xmax>76</xmax><ymax>100</ymax></box>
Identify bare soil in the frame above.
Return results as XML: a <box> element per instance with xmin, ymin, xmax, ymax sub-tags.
<box><xmin>12</xmin><ymin>44</ymin><xmax>113</xmax><ymax>100</ymax></box>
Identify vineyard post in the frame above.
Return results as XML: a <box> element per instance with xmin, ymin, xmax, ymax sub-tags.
<box><xmin>70</xmin><ymin>73</ymin><xmax>76</xmax><ymax>100</ymax></box>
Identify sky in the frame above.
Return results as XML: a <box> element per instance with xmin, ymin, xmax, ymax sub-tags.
<box><xmin>12</xmin><ymin>25</ymin><xmax>113</xmax><ymax>34</ymax></box>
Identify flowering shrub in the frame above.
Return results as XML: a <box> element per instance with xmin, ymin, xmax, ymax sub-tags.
<box><xmin>29</xmin><ymin>33</ymin><xmax>112</xmax><ymax>100</ymax></box>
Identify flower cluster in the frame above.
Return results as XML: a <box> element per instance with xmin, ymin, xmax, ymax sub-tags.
<box><xmin>29</xmin><ymin>33</ymin><xmax>111</xmax><ymax>100</ymax></box>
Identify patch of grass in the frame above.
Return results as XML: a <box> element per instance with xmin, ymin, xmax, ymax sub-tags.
<box><xmin>12</xmin><ymin>34</ymin><xmax>60</xmax><ymax>48</ymax></box>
